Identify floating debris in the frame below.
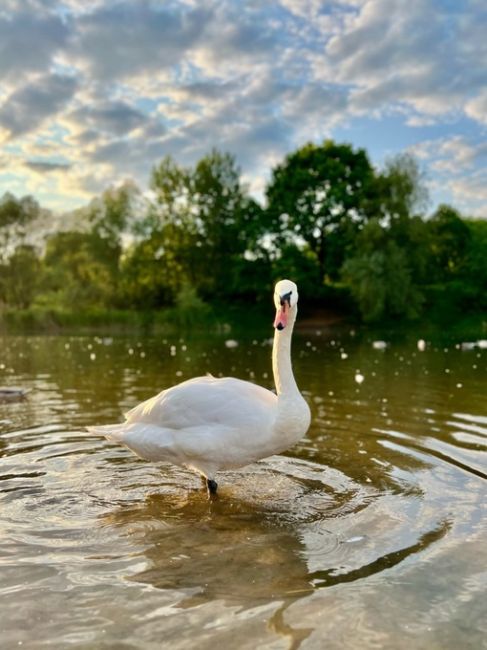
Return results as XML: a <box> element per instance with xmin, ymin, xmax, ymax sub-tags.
<box><xmin>354</xmin><ymin>372</ymin><xmax>364</xmax><ymax>384</ymax></box>
<box><xmin>225</xmin><ymin>339</ymin><xmax>239</xmax><ymax>349</ymax></box>
<box><xmin>417</xmin><ymin>339</ymin><xmax>426</xmax><ymax>351</ymax></box>
<box><xmin>477</xmin><ymin>340</ymin><xmax>487</xmax><ymax>349</ymax></box>
<box><xmin>372</xmin><ymin>340</ymin><xmax>387</xmax><ymax>350</ymax></box>
<box><xmin>341</xmin><ymin>352</ymin><xmax>348</xmax><ymax>360</ymax></box>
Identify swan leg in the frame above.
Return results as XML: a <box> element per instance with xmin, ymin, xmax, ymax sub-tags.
<box><xmin>206</xmin><ymin>478</ymin><xmax>218</xmax><ymax>496</ymax></box>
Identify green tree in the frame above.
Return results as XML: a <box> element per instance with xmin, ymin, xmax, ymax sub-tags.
<box><xmin>120</xmin><ymin>225</ymin><xmax>189</xmax><ymax>308</ymax></box>
<box><xmin>141</xmin><ymin>150</ymin><xmax>267</xmax><ymax>304</ymax></box>
<box><xmin>461</xmin><ymin>219</ymin><xmax>487</xmax><ymax>310</ymax></box>
<box><xmin>342</xmin><ymin>219</ymin><xmax>424</xmax><ymax>322</ymax></box>
<box><xmin>266</xmin><ymin>140</ymin><xmax>376</xmax><ymax>281</ymax></box>
<box><xmin>87</xmin><ymin>181</ymin><xmax>137</xmax><ymax>243</ymax></box>
<box><xmin>0</xmin><ymin>245</ymin><xmax>41</xmax><ymax>308</ymax></box>
<box><xmin>41</xmin><ymin>231</ymin><xmax>117</xmax><ymax>308</ymax></box>
<box><xmin>0</xmin><ymin>193</ymin><xmax>40</xmax><ymax>261</ymax></box>
<box><xmin>375</xmin><ymin>153</ymin><xmax>429</xmax><ymax>223</ymax></box>
<box><xmin>191</xmin><ymin>150</ymin><xmax>266</xmax><ymax>298</ymax></box>
<box><xmin>47</xmin><ymin>182</ymin><xmax>141</xmax><ymax>308</ymax></box>
<box><xmin>271</xmin><ymin>243</ymin><xmax>321</xmax><ymax>303</ymax></box>
<box><xmin>428</xmin><ymin>204</ymin><xmax>471</xmax><ymax>280</ymax></box>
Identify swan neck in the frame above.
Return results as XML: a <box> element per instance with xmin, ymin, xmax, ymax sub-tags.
<box><xmin>272</xmin><ymin>310</ymin><xmax>299</xmax><ymax>397</ymax></box>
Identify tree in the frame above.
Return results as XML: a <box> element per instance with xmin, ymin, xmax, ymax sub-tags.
<box><xmin>0</xmin><ymin>245</ymin><xmax>41</xmax><ymax>308</ymax></box>
<box><xmin>365</xmin><ymin>154</ymin><xmax>432</xmax><ymax>283</ymax></box>
<box><xmin>191</xmin><ymin>150</ymin><xmax>267</xmax><ymax>298</ymax></box>
<box><xmin>87</xmin><ymin>180</ymin><xmax>138</xmax><ymax>244</ymax></box>
<box><xmin>120</xmin><ymin>226</ymin><xmax>190</xmax><ymax>308</ymax></box>
<box><xmin>271</xmin><ymin>243</ymin><xmax>321</xmax><ymax>303</ymax></box>
<box><xmin>375</xmin><ymin>153</ymin><xmax>429</xmax><ymax>223</ymax></box>
<box><xmin>42</xmin><ymin>231</ymin><xmax>117</xmax><ymax>308</ymax></box>
<box><xmin>266</xmin><ymin>140</ymin><xmax>376</xmax><ymax>281</ymax></box>
<box><xmin>428</xmin><ymin>204</ymin><xmax>471</xmax><ymax>280</ymax></box>
<box><xmin>342</xmin><ymin>219</ymin><xmax>424</xmax><ymax>322</ymax></box>
<box><xmin>461</xmin><ymin>219</ymin><xmax>487</xmax><ymax>310</ymax></box>
<box><xmin>145</xmin><ymin>150</ymin><xmax>267</xmax><ymax>302</ymax></box>
<box><xmin>0</xmin><ymin>193</ymin><xmax>40</xmax><ymax>261</ymax></box>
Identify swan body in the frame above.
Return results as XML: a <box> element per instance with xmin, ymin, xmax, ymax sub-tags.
<box><xmin>88</xmin><ymin>280</ymin><xmax>310</xmax><ymax>492</ymax></box>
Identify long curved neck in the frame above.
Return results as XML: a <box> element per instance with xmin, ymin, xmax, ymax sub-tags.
<box><xmin>272</xmin><ymin>308</ymin><xmax>299</xmax><ymax>397</ymax></box>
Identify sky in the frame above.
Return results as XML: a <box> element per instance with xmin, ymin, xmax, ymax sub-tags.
<box><xmin>0</xmin><ymin>0</ymin><xmax>486</xmax><ymax>216</ymax></box>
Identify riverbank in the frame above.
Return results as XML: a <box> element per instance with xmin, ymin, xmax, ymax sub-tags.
<box><xmin>0</xmin><ymin>304</ymin><xmax>485</xmax><ymax>343</ymax></box>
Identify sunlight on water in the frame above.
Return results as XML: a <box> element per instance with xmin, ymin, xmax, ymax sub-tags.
<box><xmin>0</xmin><ymin>332</ymin><xmax>486</xmax><ymax>649</ymax></box>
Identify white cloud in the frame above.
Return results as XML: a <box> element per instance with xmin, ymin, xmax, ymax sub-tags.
<box><xmin>449</xmin><ymin>170</ymin><xmax>487</xmax><ymax>217</ymax></box>
<box><xmin>66</xmin><ymin>100</ymin><xmax>149</xmax><ymax>136</ymax></box>
<box><xmin>320</xmin><ymin>0</ymin><xmax>486</xmax><ymax>121</ymax></box>
<box><xmin>409</xmin><ymin>135</ymin><xmax>487</xmax><ymax>216</ymax></box>
<box><xmin>0</xmin><ymin>74</ymin><xmax>79</xmax><ymax>139</ymax></box>
<box><xmin>0</xmin><ymin>9</ymin><xmax>69</xmax><ymax>83</ymax></box>
<box><xmin>465</xmin><ymin>90</ymin><xmax>487</xmax><ymax>125</ymax></box>
<box><xmin>71</xmin><ymin>3</ymin><xmax>212</xmax><ymax>81</ymax></box>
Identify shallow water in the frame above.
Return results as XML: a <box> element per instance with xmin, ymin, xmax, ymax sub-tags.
<box><xmin>0</xmin><ymin>330</ymin><xmax>486</xmax><ymax>649</ymax></box>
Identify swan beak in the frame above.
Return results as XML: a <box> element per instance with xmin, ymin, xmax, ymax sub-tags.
<box><xmin>274</xmin><ymin>307</ymin><xmax>287</xmax><ymax>330</ymax></box>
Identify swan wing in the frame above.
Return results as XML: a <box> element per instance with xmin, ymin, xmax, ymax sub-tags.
<box><xmin>124</xmin><ymin>376</ymin><xmax>277</xmax><ymax>432</ymax></box>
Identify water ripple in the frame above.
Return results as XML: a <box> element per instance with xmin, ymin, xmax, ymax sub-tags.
<box><xmin>0</xmin><ymin>334</ymin><xmax>486</xmax><ymax>649</ymax></box>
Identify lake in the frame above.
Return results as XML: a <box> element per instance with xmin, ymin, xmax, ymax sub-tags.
<box><xmin>0</xmin><ymin>329</ymin><xmax>486</xmax><ymax>649</ymax></box>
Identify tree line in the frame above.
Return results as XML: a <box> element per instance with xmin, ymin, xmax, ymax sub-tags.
<box><xmin>0</xmin><ymin>140</ymin><xmax>486</xmax><ymax>324</ymax></box>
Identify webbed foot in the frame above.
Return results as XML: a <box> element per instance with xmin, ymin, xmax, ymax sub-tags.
<box><xmin>206</xmin><ymin>478</ymin><xmax>218</xmax><ymax>497</ymax></box>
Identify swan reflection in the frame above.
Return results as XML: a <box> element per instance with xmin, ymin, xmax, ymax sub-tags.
<box><xmin>99</xmin><ymin>457</ymin><xmax>448</xmax><ymax>610</ymax></box>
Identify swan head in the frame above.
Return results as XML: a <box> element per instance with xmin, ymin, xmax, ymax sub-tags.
<box><xmin>273</xmin><ymin>279</ymin><xmax>298</xmax><ymax>330</ymax></box>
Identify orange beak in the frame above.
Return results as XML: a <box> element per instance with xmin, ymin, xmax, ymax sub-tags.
<box><xmin>274</xmin><ymin>303</ymin><xmax>288</xmax><ymax>330</ymax></box>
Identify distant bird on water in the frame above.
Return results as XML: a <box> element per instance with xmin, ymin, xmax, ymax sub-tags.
<box><xmin>0</xmin><ymin>387</ymin><xmax>30</xmax><ymax>403</ymax></box>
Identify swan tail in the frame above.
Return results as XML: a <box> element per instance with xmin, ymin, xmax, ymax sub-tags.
<box><xmin>87</xmin><ymin>422</ymin><xmax>177</xmax><ymax>463</ymax></box>
<box><xmin>86</xmin><ymin>423</ymin><xmax>128</xmax><ymax>441</ymax></box>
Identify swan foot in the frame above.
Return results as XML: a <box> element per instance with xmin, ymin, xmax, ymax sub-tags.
<box><xmin>206</xmin><ymin>478</ymin><xmax>218</xmax><ymax>497</ymax></box>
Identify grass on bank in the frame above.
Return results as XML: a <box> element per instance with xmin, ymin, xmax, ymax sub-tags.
<box><xmin>1</xmin><ymin>301</ymin><xmax>485</xmax><ymax>345</ymax></box>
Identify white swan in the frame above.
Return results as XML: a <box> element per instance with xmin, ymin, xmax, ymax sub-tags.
<box><xmin>88</xmin><ymin>279</ymin><xmax>310</xmax><ymax>495</ymax></box>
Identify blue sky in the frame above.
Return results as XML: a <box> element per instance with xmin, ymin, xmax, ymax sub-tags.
<box><xmin>0</xmin><ymin>0</ymin><xmax>486</xmax><ymax>216</ymax></box>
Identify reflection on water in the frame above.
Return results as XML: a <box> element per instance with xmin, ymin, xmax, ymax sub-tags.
<box><xmin>0</xmin><ymin>333</ymin><xmax>486</xmax><ymax>649</ymax></box>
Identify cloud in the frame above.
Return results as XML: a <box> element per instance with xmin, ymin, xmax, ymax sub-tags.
<box><xmin>449</xmin><ymin>170</ymin><xmax>487</xmax><ymax>216</ymax></box>
<box><xmin>72</xmin><ymin>2</ymin><xmax>212</xmax><ymax>80</ymax></box>
<box><xmin>465</xmin><ymin>90</ymin><xmax>487</xmax><ymax>125</ymax></box>
<box><xmin>66</xmin><ymin>100</ymin><xmax>149</xmax><ymax>136</ymax></box>
<box><xmin>281</xmin><ymin>83</ymin><xmax>350</xmax><ymax>139</ymax></box>
<box><xmin>0</xmin><ymin>9</ymin><xmax>70</xmax><ymax>82</ymax></box>
<box><xmin>0</xmin><ymin>73</ymin><xmax>79</xmax><ymax>139</ymax></box>
<box><xmin>24</xmin><ymin>160</ymin><xmax>72</xmax><ymax>173</ymax></box>
<box><xmin>409</xmin><ymin>135</ymin><xmax>487</xmax><ymax>216</ymax></box>
<box><xmin>410</xmin><ymin>136</ymin><xmax>487</xmax><ymax>174</ymax></box>
<box><xmin>322</xmin><ymin>0</ymin><xmax>487</xmax><ymax>121</ymax></box>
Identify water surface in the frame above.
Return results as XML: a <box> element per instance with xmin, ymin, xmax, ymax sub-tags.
<box><xmin>0</xmin><ymin>331</ymin><xmax>486</xmax><ymax>649</ymax></box>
